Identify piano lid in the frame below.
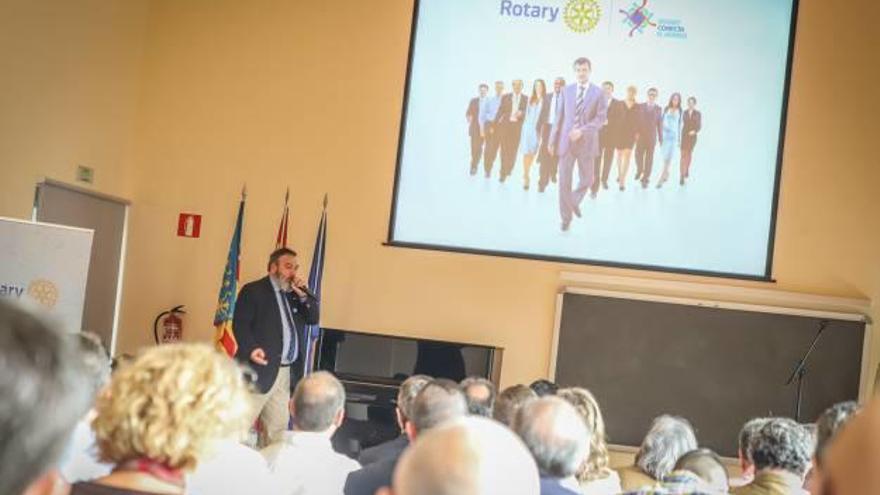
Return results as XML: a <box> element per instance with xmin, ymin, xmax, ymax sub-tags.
<box><xmin>316</xmin><ymin>328</ymin><xmax>498</xmax><ymax>385</ymax></box>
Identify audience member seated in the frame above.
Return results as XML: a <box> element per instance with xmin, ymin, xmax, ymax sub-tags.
<box><xmin>618</xmin><ymin>415</ymin><xmax>699</xmax><ymax>491</ymax></box>
<box><xmin>494</xmin><ymin>384</ymin><xmax>538</xmax><ymax>426</ymax></box>
<box><xmin>821</xmin><ymin>397</ymin><xmax>880</xmax><ymax>495</ymax></box>
<box><xmin>624</xmin><ymin>448</ymin><xmax>729</xmax><ymax>494</ymax></box>
<box><xmin>261</xmin><ymin>371</ymin><xmax>360</xmax><ymax>494</ymax></box>
<box><xmin>459</xmin><ymin>376</ymin><xmax>497</xmax><ymax>417</ymax></box>
<box><xmin>358</xmin><ymin>374</ymin><xmax>430</xmax><ymax>466</ymax></box>
<box><xmin>378</xmin><ymin>416</ymin><xmax>540</xmax><ymax>495</ymax></box>
<box><xmin>0</xmin><ymin>301</ymin><xmax>91</xmax><ymax>495</ymax></box>
<box><xmin>557</xmin><ymin>387</ymin><xmax>622</xmax><ymax>495</ymax></box>
<box><xmin>531</xmin><ymin>379</ymin><xmax>560</xmax><ymax>397</ymax></box>
<box><xmin>71</xmin><ymin>344</ymin><xmax>253</xmax><ymax>495</ymax></box>
<box><xmin>59</xmin><ymin>332</ymin><xmax>114</xmax><ymax>484</ymax></box>
<box><xmin>806</xmin><ymin>401</ymin><xmax>860</xmax><ymax>495</ymax></box>
<box><xmin>731</xmin><ymin>417</ymin><xmax>814</xmax><ymax>495</ymax></box>
<box><xmin>344</xmin><ymin>378</ymin><xmax>467</xmax><ymax>495</ymax></box>
<box><xmin>729</xmin><ymin>418</ymin><xmax>768</xmax><ymax>488</ymax></box>
<box><xmin>514</xmin><ymin>396</ymin><xmax>590</xmax><ymax>495</ymax></box>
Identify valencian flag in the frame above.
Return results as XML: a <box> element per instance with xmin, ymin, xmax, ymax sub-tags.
<box><xmin>302</xmin><ymin>194</ymin><xmax>328</xmax><ymax>376</ymax></box>
<box><xmin>275</xmin><ymin>187</ymin><xmax>290</xmax><ymax>249</ymax></box>
<box><xmin>213</xmin><ymin>187</ymin><xmax>246</xmax><ymax>357</ymax></box>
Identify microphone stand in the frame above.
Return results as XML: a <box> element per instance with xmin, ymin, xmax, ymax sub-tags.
<box><xmin>785</xmin><ymin>320</ymin><xmax>829</xmax><ymax>422</ymax></box>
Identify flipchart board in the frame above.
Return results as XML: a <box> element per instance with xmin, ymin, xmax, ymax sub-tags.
<box><xmin>0</xmin><ymin>216</ymin><xmax>94</xmax><ymax>332</ymax></box>
<box><xmin>551</xmin><ymin>290</ymin><xmax>868</xmax><ymax>457</ymax></box>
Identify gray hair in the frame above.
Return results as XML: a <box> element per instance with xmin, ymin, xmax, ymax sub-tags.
<box><xmin>635</xmin><ymin>415</ymin><xmax>698</xmax><ymax>480</ymax></box>
<box><xmin>513</xmin><ymin>396</ymin><xmax>590</xmax><ymax>478</ymax></box>
<box><xmin>493</xmin><ymin>384</ymin><xmax>537</xmax><ymax>426</ymax></box>
<box><xmin>0</xmin><ymin>301</ymin><xmax>90</xmax><ymax>495</ymax></box>
<box><xmin>815</xmin><ymin>401</ymin><xmax>860</xmax><ymax>466</ymax></box>
<box><xmin>410</xmin><ymin>379</ymin><xmax>467</xmax><ymax>433</ymax></box>
<box><xmin>73</xmin><ymin>331</ymin><xmax>111</xmax><ymax>400</ymax></box>
<box><xmin>750</xmin><ymin>417</ymin><xmax>815</xmax><ymax>476</ymax></box>
<box><xmin>397</xmin><ymin>374</ymin><xmax>431</xmax><ymax>423</ymax></box>
<box><xmin>739</xmin><ymin>417</ymin><xmax>770</xmax><ymax>464</ymax></box>
<box><xmin>291</xmin><ymin>371</ymin><xmax>345</xmax><ymax>432</ymax></box>
<box><xmin>459</xmin><ymin>376</ymin><xmax>496</xmax><ymax>417</ymax></box>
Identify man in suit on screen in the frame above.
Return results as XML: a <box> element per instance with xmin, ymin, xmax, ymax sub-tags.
<box><xmin>549</xmin><ymin>57</ymin><xmax>608</xmax><ymax>231</ymax></box>
<box><xmin>494</xmin><ymin>79</ymin><xmax>528</xmax><ymax>182</ymax></box>
<box><xmin>465</xmin><ymin>84</ymin><xmax>490</xmax><ymax>175</ymax></box>
<box><xmin>538</xmin><ymin>77</ymin><xmax>565</xmax><ymax>192</ymax></box>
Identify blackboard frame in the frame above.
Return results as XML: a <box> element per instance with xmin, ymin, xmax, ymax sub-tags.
<box><xmin>548</xmin><ymin>285</ymin><xmax>871</xmax><ymax>456</ymax></box>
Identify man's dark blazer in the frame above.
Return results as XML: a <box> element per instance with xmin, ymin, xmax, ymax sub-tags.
<box><xmin>357</xmin><ymin>435</ymin><xmax>408</xmax><ymax>466</ymax></box>
<box><xmin>343</xmin><ymin>452</ymin><xmax>401</xmax><ymax>495</ymax></box>
<box><xmin>681</xmin><ymin>109</ymin><xmax>702</xmax><ymax>151</ymax></box>
<box><xmin>637</xmin><ymin>102</ymin><xmax>663</xmax><ymax>145</ymax></box>
<box><xmin>466</xmin><ymin>97</ymin><xmax>482</xmax><ymax>137</ymax></box>
<box><xmin>232</xmin><ymin>276</ymin><xmax>319</xmax><ymax>394</ymax></box>
<box><xmin>493</xmin><ymin>92</ymin><xmax>529</xmax><ymax>129</ymax></box>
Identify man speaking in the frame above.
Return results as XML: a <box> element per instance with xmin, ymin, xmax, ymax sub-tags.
<box><xmin>233</xmin><ymin>247</ymin><xmax>320</xmax><ymax>446</ymax></box>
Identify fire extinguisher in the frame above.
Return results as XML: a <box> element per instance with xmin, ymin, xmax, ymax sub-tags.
<box><xmin>153</xmin><ymin>305</ymin><xmax>185</xmax><ymax>344</ymax></box>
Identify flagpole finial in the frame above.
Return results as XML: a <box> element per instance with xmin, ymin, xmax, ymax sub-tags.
<box><xmin>323</xmin><ymin>193</ymin><xmax>329</xmax><ymax>209</ymax></box>
<box><xmin>241</xmin><ymin>184</ymin><xmax>247</xmax><ymax>200</ymax></box>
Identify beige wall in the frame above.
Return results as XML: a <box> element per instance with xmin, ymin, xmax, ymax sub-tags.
<box><xmin>0</xmin><ymin>0</ymin><xmax>150</xmax><ymax>216</ymax></box>
<box><xmin>2</xmin><ymin>0</ymin><xmax>878</xmax><ymax>389</ymax></box>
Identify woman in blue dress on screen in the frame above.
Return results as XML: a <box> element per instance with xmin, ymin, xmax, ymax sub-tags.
<box><xmin>520</xmin><ymin>79</ymin><xmax>547</xmax><ymax>190</ymax></box>
<box><xmin>657</xmin><ymin>92</ymin><xmax>683</xmax><ymax>188</ymax></box>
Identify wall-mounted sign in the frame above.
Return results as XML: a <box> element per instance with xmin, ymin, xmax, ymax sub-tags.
<box><xmin>177</xmin><ymin>213</ymin><xmax>202</xmax><ymax>238</ymax></box>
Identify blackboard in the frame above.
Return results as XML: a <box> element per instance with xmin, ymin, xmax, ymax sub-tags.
<box><xmin>552</xmin><ymin>291</ymin><xmax>867</xmax><ymax>457</ymax></box>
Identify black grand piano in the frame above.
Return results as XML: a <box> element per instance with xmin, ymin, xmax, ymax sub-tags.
<box><xmin>315</xmin><ymin>328</ymin><xmax>503</xmax><ymax>458</ymax></box>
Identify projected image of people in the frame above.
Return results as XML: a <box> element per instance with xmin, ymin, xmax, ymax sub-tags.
<box><xmin>393</xmin><ymin>0</ymin><xmax>795</xmax><ymax>278</ymax></box>
<box><xmin>462</xmin><ymin>60</ymin><xmax>697</xmax><ymax>230</ymax></box>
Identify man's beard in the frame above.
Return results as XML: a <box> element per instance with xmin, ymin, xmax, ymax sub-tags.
<box><xmin>271</xmin><ymin>273</ymin><xmax>293</xmax><ymax>292</ymax></box>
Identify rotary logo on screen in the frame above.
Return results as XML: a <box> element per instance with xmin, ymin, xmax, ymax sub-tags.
<box><xmin>564</xmin><ymin>0</ymin><xmax>601</xmax><ymax>33</ymax></box>
<box><xmin>498</xmin><ymin>0</ymin><xmax>601</xmax><ymax>33</ymax></box>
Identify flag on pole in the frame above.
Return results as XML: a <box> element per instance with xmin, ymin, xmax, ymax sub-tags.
<box><xmin>214</xmin><ymin>187</ymin><xmax>246</xmax><ymax>357</ymax></box>
<box><xmin>302</xmin><ymin>194</ymin><xmax>328</xmax><ymax>376</ymax></box>
<box><xmin>275</xmin><ymin>188</ymin><xmax>290</xmax><ymax>249</ymax></box>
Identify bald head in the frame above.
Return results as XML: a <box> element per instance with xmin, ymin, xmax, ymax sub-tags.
<box><xmin>291</xmin><ymin>371</ymin><xmax>345</xmax><ymax>432</ymax></box>
<box><xmin>409</xmin><ymin>379</ymin><xmax>467</xmax><ymax>435</ymax></box>
<box><xmin>513</xmin><ymin>396</ymin><xmax>590</xmax><ymax>479</ymax></box>
<box><xmin>823</xmin><ymin>398</ymin><xmax>880</xmax><ymax>494</ymax></box>
<box><xmin>389</xmin><ymin>417</ymin><xmax>540</xmax><ymax>495</ymax></box>
<box><xmin>460</xmin><ymin>377</ymin><xmax>496</xmax><ymax>417</ymax></box>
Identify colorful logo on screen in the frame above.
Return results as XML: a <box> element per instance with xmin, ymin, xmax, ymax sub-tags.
<box><xmin>619</xmin><ymin>0</ymin><xmax>657</xmax><ymax>36</ymax></box>
<box><xmin>498</xmin><ymin>0</ymin><xmax>601</xmax><ymax>34</ymax></box>
<box><xmin>563</xmin><ymin>0</ymin><xmax>601</xmax><ymax>33</ymax></box>
<box><xmin>619</xmin><ymin>0</ymin><xmax>687</xmax><ymax>39</ymax></box>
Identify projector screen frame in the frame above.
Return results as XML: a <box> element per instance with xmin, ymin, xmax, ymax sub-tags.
<box><xmin>386</xmin><ymin>0</ymin><xmax>802</xmax><ymax>282</ymax></box>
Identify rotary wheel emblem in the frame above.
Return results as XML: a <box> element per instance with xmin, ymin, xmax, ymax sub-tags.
<box><xmin>564</xmin><ymin>0</ymin><xmax>602</xmax><ymax>33</ymax></box>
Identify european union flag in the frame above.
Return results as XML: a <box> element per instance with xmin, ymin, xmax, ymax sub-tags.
<box><xmin>302</xmin><ymin>194</ymin><xmax>328</xmax><ymax>376</ymax></box>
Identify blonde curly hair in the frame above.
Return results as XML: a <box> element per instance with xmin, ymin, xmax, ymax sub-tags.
<box><xmin>557</xmin><ymin>387</ymin><xmax>612</xmax><ymax>482</ymax></box>
<box><xmin>92</xmin><ymin>343</ymin><xmax>252</xmax><ymax>471</ymax></box>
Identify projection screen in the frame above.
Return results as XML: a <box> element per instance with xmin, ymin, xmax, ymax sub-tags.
<box><xmin>388</xmin><ymin>0</ymin><xmax>799</xmax><ymax>279</ymax></box>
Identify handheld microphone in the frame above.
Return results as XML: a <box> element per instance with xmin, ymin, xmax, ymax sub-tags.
<box><xmin>296</xmin><ymin>283</ymin><xmax>319</xmax><ymax>300</ymax></box>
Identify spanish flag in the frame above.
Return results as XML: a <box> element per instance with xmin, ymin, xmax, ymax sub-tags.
<box><xmin>214</xmin><ymin>189</ymin><xmax>245</xmax><ymax>357</ymax></box>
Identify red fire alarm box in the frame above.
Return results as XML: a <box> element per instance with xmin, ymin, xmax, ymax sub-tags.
<box><xmin>177</xmin><ymin>213</ymin><xmax>202</xmax><ymax>238</ymax></box>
